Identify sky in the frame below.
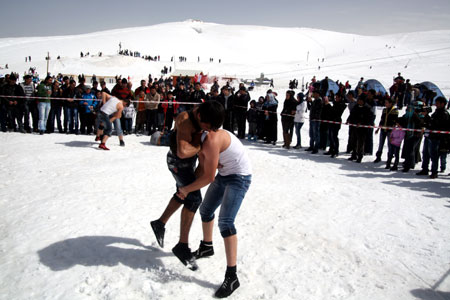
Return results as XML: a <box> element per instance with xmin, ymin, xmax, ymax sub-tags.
<box><xmin>1</xmin><ymin>0</ymin><xmax>450</xmax><ymax>38</ymax></box>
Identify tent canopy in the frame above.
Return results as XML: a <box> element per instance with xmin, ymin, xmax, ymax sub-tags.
<box><xmin>416</xmin><ymin>81</ymin><xmax>445</xmax><ymax>104</ymax></box>
<box><xmin>363</xmin><ymin>79</ymin><xmax>388</xmax><ymax>96</ymax></box>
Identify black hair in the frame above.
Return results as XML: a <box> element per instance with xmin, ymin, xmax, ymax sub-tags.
<box><xmin>435</xmin><ymin>96</ymin><xmax>448</xmax><ymax>104</ymax></box>
<box><xmin>197</xmin><ymin>101</ymin><xmax>225</xmax><ymax>131</ymax></box>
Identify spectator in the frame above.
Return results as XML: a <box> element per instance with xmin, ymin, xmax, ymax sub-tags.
<box><xmin>374</xmin><ymin>98</ymin><xmax>398</xmax><ymax>163</ymax></box>
<box><xmin>246</xmin><ymin>100</ymin><xmax>258</xmax><ymax>141</ymax></box>
<box><xmin>145</xmin><ymin>85</ymin><xmax>160</xmax><ymax>134</ymax></box>
<box><xmin>218</xmin><ymin>86</ymin><xmax>234</xmax><ymax>132</ymax></box>
<box><xmin>262</xmin><ymin>90</ymin><xmax>278</xmax><ymax>145</ymax></box>
<box><xmin>47</xmin><ymin>81</ymin><xmax>63</xmax><ymax>133</ymax></box>
<box><xmin>327</xmin><ymin>93</ymin><xmax>347</xmax><ymax>157</ymax></box>
<box><xmin>386</xmin><ymin>122</ymin><xmax>406</xmax><ymax>171</ymax></box>
<box><xmin>305</xmin><ymin>86</ymin><xmax>322</xmax><ymax>154</ymax></box>
<box><xmin>62</xmin><ymin>80</ymin><xmax>79</xmax><ymax>134</ymax></box>
<box><xmin>280</xmin><ymin>90</ymin><xmax>297</xmax><ymax>149</ymax></box>
<box><xmin>36</xmin><ymin>76</ymin><xmax>53</xmax><ymax>135</ymax></box>
<box><xmin>0</xmin><ymin>74</ymin><xmax>25</xmax><ymax>132</ymax></box>
<box><xmin>347</xmin><ymin>95</ymin><xmax>374</xmax><ymax>163</ymax></box>
<box><xmin>233</xmin><ymin>86</ymin><xmax>251</xmax><ymax>139</ymax></box>
<box><xmin>293</xmin><ymin>93</ymin><xmax>306</xmax><ymax>149</ymax></box>
<box><xmin>20</xmin><ymin>75</ymin><xmax>37</xmax><ymax>133</ymax></box>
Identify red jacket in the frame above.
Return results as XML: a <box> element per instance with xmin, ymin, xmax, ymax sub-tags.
<box><xmin>161</xmin><ymin>97</ymin><xmax>179</xmax><ymax>114</ymax></box>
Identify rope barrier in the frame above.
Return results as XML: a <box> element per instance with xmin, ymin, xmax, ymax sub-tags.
<box><xmin>2</xmin><ymin>95</ymin><xmax>449</xmax><ymax>134</ymax></box>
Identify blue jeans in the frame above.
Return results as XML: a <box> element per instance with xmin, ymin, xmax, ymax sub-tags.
<box><xmin>167</xmin><ymin>151</ymin><xmax>202</xmax><ymax>212</ymax></box>
<box><xmin>376</xmin><ymin>130</ymin><xmax>391</xmax><ymax>158</ymax></box>
<box><xmin>113</xmin><ymin>118</ymin><xmax>123</xmax><ymax>136</ymax></box>
<box><xmin>294</xmin><ymin>122</ymin><xmax>304</xmax><ymax>147</ymax></box>
<box><xmin>200</xmin><ymin>174</ymin><xmax>251</xmax><ymax>238</ymax></box>
<box><xmin>66</xmin><ymin>107</ymin><xmax>79</xmax><ymax>133</ymax></box>
<box><xmin>38</xmin><ymin>102</ymin><xmax>51</xmax><ymax>131</ymax></box>
<box><xmin>309</xmin><ymin>120</ymin><xmax>320</xmax><ymax>150</ymax></box>
<box><xmin>429</xmin><ymin>139</ymin><xmax>441</xmax><ymax>174</ymax></box>
<box><xmin>97</xmin><ymin>112</ymin><xmax>113</xmax><ymax>136</ymax></box>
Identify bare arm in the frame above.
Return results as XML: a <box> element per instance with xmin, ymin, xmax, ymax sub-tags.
<box><xmin>102</xmin><ymin>91</ymin><xmax>111</xmax><ymax>105</ymax></box>
<box><xmin>178</xmin><ymin>136</ymin><xmax>219</xmax><ymax>198</ymax></box>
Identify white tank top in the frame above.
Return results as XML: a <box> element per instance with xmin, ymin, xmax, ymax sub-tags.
<box><xmin>202</xmin><ymin>130</ymin><xmax>252</xmax><ymax>176</ymax></box>
<box><xmin>101</xmin><ymin>97</ymin><xmax>120</xmax><ymax>115</ymax></box>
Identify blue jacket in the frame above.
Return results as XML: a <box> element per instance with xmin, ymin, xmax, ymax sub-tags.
<box><xmin>80</xmin><ymin>93</ymin><xmax>98</xmax><ymax>113</ymax></box>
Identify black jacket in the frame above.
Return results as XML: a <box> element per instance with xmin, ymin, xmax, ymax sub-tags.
<box><xmin>347</xmin><ymin>104</ymin><xmax>374</xmax><ymax>126</ymax></box>
<box><xmin>233</xmin><ymin>92</ymin><xmax>251</xmax><ymax>113</ymax></box>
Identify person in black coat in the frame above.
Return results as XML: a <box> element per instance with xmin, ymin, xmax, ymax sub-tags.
<box><xmin>280</xmin><ymin>90</ymin><xmax>298</xmax><ymax>149</ymax></box>
<box><xmin>233</xmin><ymin>86</ymin><xmax>251</xmax><ymax>139</ymax></box>
<box><xmin>189</xmin><ymin>82</ymin><xmax>206</xmax><ymax>110</ymax></box>
<box><xmin>347</xmin><ymin>95</ymin><xmax>374</xmax><ymax>162</ymax></box>
<box><xmin>217</xmin><ymin>86</ymin><xmax>234</xmax><ymax>132</ymax></box>
<box><xmin>263</xmin><ymin>91</ymin><xmax>278</xmax><ymax>145</ymax></box>
<box><xmin>0</xmin><ymin>74</ymin><xmax>25</xmax><ymax>132</ymax></box>
<box><xmin>326</xmin><ymin>93</ymin><xmax>347</xmax><ymax>157</ymax></box>
<box><xmin>319</xmin><ymin>96</ymin><xmax>333</xmax><ymax>150</ymax></box>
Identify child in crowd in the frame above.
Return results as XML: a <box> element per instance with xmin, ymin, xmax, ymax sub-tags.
<box><xmin>386</xmin><ymin>122</ymin><xmax>406</xmax><ymax>171</ymax></box>
<box><xmin>79</xmin><ymin>86</ymin><xmax>97</xmax><ymax>134</ymax></box>
<box><xmin>123</xmin><ymin>100</ymin><xmax>134</xmax><ymax>135</ymax></box>
<box><xmin>246</xmin><ymin>100</ymin><xmax>258</xmax><ymax>141</ymax></box>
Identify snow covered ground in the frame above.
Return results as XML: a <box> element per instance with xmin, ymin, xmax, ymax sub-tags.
<box><xmin>0</xmin><ymin>107</ymin><xmax>449</xmax><ymax>300</ymax></box>
<box><xmin>1</xmin><ymin>20</ymin><xmax>450</xmax><ymax>300</ymax></box>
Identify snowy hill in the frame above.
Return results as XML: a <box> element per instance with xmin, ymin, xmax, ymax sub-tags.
<box><xmin>0</xmin><ymin>20</ymin><xmax>450</xmax><ymax>300</ymax></box>
<box><xmin>1</xmin><ymin>20</ymin><xmax>449</xmax><ymax>95</ymax></box>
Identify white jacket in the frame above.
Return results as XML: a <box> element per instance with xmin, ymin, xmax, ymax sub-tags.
<box><xmin>294</xmin><ymin>101</ymin><xmax>307</xmax><ymax>123</ymax></box>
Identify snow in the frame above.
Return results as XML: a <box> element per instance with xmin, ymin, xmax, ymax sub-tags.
<box><xmin>1</xmin><ymin>20</ymin><xmax>450</xmax><ymax>300</ymax></box>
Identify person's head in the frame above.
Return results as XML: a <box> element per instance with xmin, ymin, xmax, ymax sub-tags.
<box><xmin>385</xmin><ymin>98</ymin><xmax>394</xmax><ymax>108</ymax></box>
<box><xmin>258</xmin><ymin>96</ymin><xmax>265</xmax><ymax>103</ymax></box>
<box><xmin>85</xmin><ymin>86</ymin><xmax>91</xmax><ymax>94</ymax></box>
<box><xmin>250</xmin><ymin>100</ymin><xmax>256</xmax><ymax>107</ymax></box>
<box><xmin>167</xmin><ymin>91</ymin><xmax>174</xmax><ymax>99</ymax></box>
<box><xmin>69</xmin><ymin>79</ymin><xmax>76</xmax><ymax>88</ymax></box>
<box><xmin>79</xmin><ymin>77</ymin><xmax>86</xmax><ymax>84</ymax></box>
<box><xmin>347</xmin><ymin>90</ymin><xmax>355</xmax><ymax>100</ymax></box>
<box><xmin>150</xmin><ymin>85</ymin><xmax>157</xmax><ymax>95</ymax></box>
<box><xmin>297</xmin><ymin>93</ymin><xmax>304</xmax><ymax>103</ymax></box>
<box><xmin>121</xmin><ymin>78</ymin><xmax>127</xmax><ymax>87</ymax></box>
<box><xmin>357</xmin><ymin>94</ymin><xmax>366</xmax><ymax>107</ymax></box>
<box><xmin>95</xmin><ymin>91</ymin><xmax>102</xmax><ymax>99</ymax></box>
<box><xmin>139</xmin><ymin>90</ymin><xmax>145</xmax><ymax>98</ymax></box>
<box><xmin>197</xmin><ymin>101</ymin><xmax>225</xmax><ymax>131</ymax></box>
<box><xmin>179</xmin><ymin>82</ymin><xmax>185</xmax><ymax>90</ymax></box>
<box><xmin>100</xmin><ymin>81</ymin><xmax>106</xmax><ymax>88</ymax></box>
<box><xmin>45</xmin><ymin>75</ymin><xmax>52</xmax><ymax>85</ymax></box>
<box><xmin>8</xmin><ymin>74</ymin><xmax>17</xmax><ymax>84</ymax></box>
<box><xmin>140</xmin><ymin>80</ymin><xmax>146</xmax><ymax>87</ymax></box>
<box><xmin>23</xmin><ymin>75</ymin><xmax>32</xmax><ymax>84</ymax></box>
<box><xmin>435</xmin><ymin>96</ymin><xmax>447</xmax><ymax>108</ymax></box>
<box><xmin>93</xmin><ymin>81</ymin><xmax>98</xmax><ymax>88</ymax></box>
<box><xmin>194</xmin><ymin>82</ymin><xmax>201</xmax><ymax>91</ymax></box>
<box><xmin>335</xmin><ymin>93</ymin><xmax>342</xmax><ymax>102</ymax></box>
<box><xmin>222</xmin><ymin>86</ymin><xmax>231</xmax><ymax>96</ymax></box>
<box><xmin>53</xmin><ymin>81</ymin><xmax>60</xmax><ymax>89</ymax></box>
<box><xmin>122</xmin><ymin>99</ymin><xmax>131</xmax><ymax>107</ymax></box>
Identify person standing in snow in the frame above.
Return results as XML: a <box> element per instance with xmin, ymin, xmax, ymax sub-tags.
<box><xmin>177</xmin><ymin>120</ymin><xmax>252</xmax><ymax>298</ymax></box>
<box><xmin>233</xmin><ymin>86</ymin><xmax>251</xmax><ymax>139</ymax></box>
<box><xmin>374</xmin><ymin>98</ymin><xmax>398</xmax><ymax>163</ymax></box>
<box><xmin>95</xmin><ymin>92</ymin><xmax>127</xmax><ymax>150</ymax></box>
<box><xmin>293</xmin><ymin>93</ymin><xmax>306</xmax><ymax>149</ymax></box>
<box><xmin>305</xmin><ymin>85</ymin><xmax>322</xmax><ymax>153</ymax></box>
<box><xmin>150</xmin><ymin>101</ymin><xmax>225</xmax><ymax>271</ymax></box>
<box><xmin>280</xmin><ymin>90</ymin><xmax>297</xmax><ymax>149</ymax></box>
<box><xmin>347</xmin><ymin>94</ymin><xmax>374</xmax><ymax>163</ymax></box>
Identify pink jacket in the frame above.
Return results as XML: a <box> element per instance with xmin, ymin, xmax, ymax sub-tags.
<box><xmin>390</xmin><ymin>128</ymin><xmax>406</xmax><ymax>147</ymax></box>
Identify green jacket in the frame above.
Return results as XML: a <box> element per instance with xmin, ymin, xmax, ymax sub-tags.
<box><xmin>37</xmin><ymin>82</ymin><xmax>51</xmax><ymax>103</ymax></box>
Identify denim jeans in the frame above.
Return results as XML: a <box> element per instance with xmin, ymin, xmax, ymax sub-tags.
<box><xmin>167</xmin><ymin>151</ymin><xmax>202</xmax><ymax>212</ymax></box>
<box><xmin>97</xmin><ymin>112</ymin><xmax>113</xmax><ymax>136</ymax></box>
<box><xmin>376</xmin><ymin>130</ymin><xmax>390</xmax><ymax>157</ymax></box>
<box><xmin>428</xmin><ymin>139</ymin><xmax>441</xmax><ymax>174</ymax></box>
<box><xmin>66</xmin><ymin>107</ymin><xmax>79</xmax><ymax>133</ymax></box>
<box><xmin>328</xmin><ymin>124</ymin><xmax>340</xmax><ymax>154</ymax></box>
<box><xmin>294</xmin><ymin>122</ymin><xmax>304</xmax><ymax>147</ymax></box>
<box><xmin>113</xmin><ymin>117</ymin><xmax>123</xmax><ymax>136</ymax></box>
<box><xmin>387</xmin><ymin>144</ymin><xmax>400</xmax><ymax>166</ymax></box>
<box><xmin>200</xmin><ymin>174</ymin><xmax>251</xmax><ymax>238</ymax></box>
<box><xmin>38</xmin><ymin>102</ymin><xmax>51</xmax><ymax>131</ymax></box>
<box><xmin>309</xmin><ymin>120</ymin><xmax>320</xmax><ymax>150</ymax></box>
<box><xmin>48</xmin><ymin>106</ymin><xmax>63</xmax><ymax>133</ymax></box>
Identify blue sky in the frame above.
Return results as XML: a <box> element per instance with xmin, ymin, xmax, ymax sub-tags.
<box><xmin>1</xmin><ymin>0</ymin><xmax>449</xmax><ymax>37</ymax></box>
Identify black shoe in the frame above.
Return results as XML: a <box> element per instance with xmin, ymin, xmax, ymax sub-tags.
<box><xmin>416</xmin><ymin>169</ymin><xmax>429</xmax><ymax>176</ymax></box>
<box><xmin>215</xmin><ymin>274</ymin><xmax>240</xmax><ymax>298</ymax></box>
<box><xmin>172</xmin><ymin>243</ymin><xmax>198</xmax><ymax>271</ymax></box>
<box><xmin>330</xmin><ymin>154</ymin><xmax>336</xmax><ymax>158</ymax></box>
<box><xmin>323</xmin><ymin>151</ymin><xmax>332</xmax><ymax>155</ymax></box>
<box><xmin>39</xmin><ymin>130</ymin><xmax>44</xmax><ymax>135</ymax></box>
<box><xmin>373</xmin><ymin>157</ymin><xmax>381</xmax><ymax>163</ymax></box>
<box><xmin>120</xmin><ymin>140</ymin><xmax>125</xmax><ymax>147</ymax></box>
<box><xmin>385</xmin><ymin>164</ymin><xmax>391</xmax><ymax>169</ymax></box>
<box><xmin>430</xmin><ymin>173</ymin><xmax>438</xmax><ymax>179</ymax></box>
<box><xmin>348</xmin><ymin>155</ymin><xmax>356</xmax><ymax>161</ymax></box>
<box><xmin>304</xmin><ymin>147</ymin><xmax>313</xmax><ymax>151</ymax></box>
<box><xmin>311</xmin><ymin>149</ymin><xmax>318</xmax><ymax>154</ymax></box>
<box><xmin>192</xmin><ymin>240</ymin><xmax>214</xmax><ymax>259</ymax></box>
<box><xmin>402</xmin><ymin>168</ymin><xmax>410</xmax><ymax>173</ymax></box>
<box><xmin>150</xmin><ymin>220</ymin><xmax>165</xmax><ymax>248</ymax></box>
<box><xmin>356</xmin><ymin>156</ymin><xmax>362</xmax><ymax>163</ymax></box>
<box><xmin>390</xmin><ymin>165</ymin><xmax>398</xmax><ymax>171</ymax></box>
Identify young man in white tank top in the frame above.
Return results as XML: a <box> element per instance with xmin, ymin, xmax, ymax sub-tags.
<box><xmin>95</xmin><ymin>92</ymin><xmax>127</xmax><ymax>150</ymax></box>
<box><xmin>177</xmin><ymin>128</ymin><xmax>252</xmax><ymax>298</ymax></box>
